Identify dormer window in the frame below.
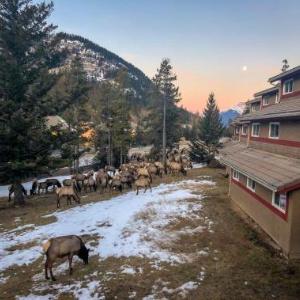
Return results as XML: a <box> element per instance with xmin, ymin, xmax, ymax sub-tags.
<box><xmin>283</xmin><ymin>79</ymin><xmax>294</xmax><ymax>94</ymax></box>
<box><xmin>262</xmin><ymin>96</ymin><xmax>269</xmax><ymax>106</ymax></box>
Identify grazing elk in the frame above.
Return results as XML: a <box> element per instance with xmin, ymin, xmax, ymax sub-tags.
<box><xmin>43</xmin><ymin>235</ymin><xmax>90</xmax><ymax>281</ymax></box>
<box><xmin>56</xmin><ymin>186</ymin><xmax>80</xmax><ymax>208</ymax></box>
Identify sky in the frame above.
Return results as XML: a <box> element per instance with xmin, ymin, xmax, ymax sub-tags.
<box><xmin>48</xmin><ymin>0</ymin><xmax>300</xmax><ymax>112</ymax></box>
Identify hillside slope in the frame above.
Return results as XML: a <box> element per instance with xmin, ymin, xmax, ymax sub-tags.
<box><xmin>53</xmin><ymin>32</ymin><xmax>152</xmax><ymax>105</ymax></box>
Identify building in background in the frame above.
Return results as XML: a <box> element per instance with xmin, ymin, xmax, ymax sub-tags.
<box><xmin>221</xmin><ymin>66</ymin><xmax>300</xmax><ymax>258</ymax></box>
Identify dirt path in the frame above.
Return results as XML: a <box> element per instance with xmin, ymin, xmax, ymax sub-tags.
<box><xmin>0</xmin><ymin>168</ymin><xmax>300</xmax><ymax>299</ymax></box>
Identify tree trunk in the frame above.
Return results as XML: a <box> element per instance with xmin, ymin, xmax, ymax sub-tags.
<box><xmin>162</xmin><ymin>95</ymin><xmax>167</xmax><ymax>171</ymax></box>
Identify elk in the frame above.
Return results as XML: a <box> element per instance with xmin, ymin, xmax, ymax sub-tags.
<box><xmin>109</xmin><ymin>176</ymin><xmax>123</xmax><ymax>193</ymax></box>
<box><xmin>43</xmin><ymin>235</ymin><xmax>90</xmax><ymax>281</ymax></box>
<box><xmin>135</xmin><ymin>176</ymin><xmax>152</xmax><ymax>195</ymax></box>
<box><xmin>168</xmin><ymin>161</ymin><xmax>187</xmax><ymax>176</ymax></box>
<box><xmin>56</xmin><ymin>186</ymin><xmax>80</xmax><ymax>208</ymax></box>
<box><xmin>96</xmin><ymin>171</ymin><xmax>110</xmax><ymax>193</ymax></box>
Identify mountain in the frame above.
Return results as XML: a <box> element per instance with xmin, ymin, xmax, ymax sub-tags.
<box><xmin>52</xmin><ymin>32</ymin><xmax>153</xmax><ymax>105</ymax></box>
<box><xmin>220</xmin><ymin>102</ymin><xmax>246</xmax><ymax>126</ymax></box>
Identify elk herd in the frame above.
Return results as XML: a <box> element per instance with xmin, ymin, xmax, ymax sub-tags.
<box><xmin>9</xmin><ymin>150</ymin><xmax>193</xmax><ymax>281</ymax></box>
<box><xmin>27</xmin><ymin>150</ymin><xmax>192</xmax><ymax>209</ymax></box>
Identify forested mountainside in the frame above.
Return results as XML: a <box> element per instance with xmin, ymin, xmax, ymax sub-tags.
<box><xmin>49</xmin><ymin>32</ymin><xmax>196</xmax><ymax>140</ymax></box>
<box><xmin>53</xmin><ymin>32</ymin><xmax>152</xmax><ymax>106</ymax></box>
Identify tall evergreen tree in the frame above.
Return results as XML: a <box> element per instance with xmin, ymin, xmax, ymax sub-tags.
<box><xmin>147</xmin><ymin>59</ymin><xmax>181</xmax><ymax>163</ymax></box>
<box><xmin>198</xmin><ymin>93</ymin><xmax>224</xmax><ymax>145</ymax></box>
<box><xmin>62</xmin><ymin>55</ymin><xmax>90</xmax><ymax>171</ymax></box>
<box><xmin>0</xmin><ymin>0</ymin><xmax>59</xmax><ymax>203</ymax></box>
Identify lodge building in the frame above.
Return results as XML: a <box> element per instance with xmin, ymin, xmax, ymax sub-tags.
<box><xmin>220</xmin><ymin>66</ymin><xmax>300</xmax><ymax>258</ymax></box>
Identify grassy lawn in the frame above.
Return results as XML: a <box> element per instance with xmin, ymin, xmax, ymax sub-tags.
<box><xmin>0</xmin><ymin>167</ymin><xmax>300</xmax><ymax>299</ymax></box>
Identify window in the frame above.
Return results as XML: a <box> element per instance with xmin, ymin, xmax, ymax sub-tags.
<box><xmin>262</xmin><ymin>96</ymin><xmax>269</xmax><ymax>106</ymax></box>
<box><xmin>247</xmin><ymin>178</ymin><xmax>256</xmax><ymax>192</ymax></box>
<box><xmin>272</xmin><ymin>192</ymin><xmax>287</xmax><ymax>212</ymax></box>
<box><xmin>235</xmin><ymin>127</ymin><xmax>240</xmax><ymax>135</ymax></box>
<box><xmin>269</xmin><ymin>122</ymin><xmax>280</xmax><ymax>139</ymax></box>
<box><xmin>242</xmin><ymin>125</ymin><xmax>248</xmax><ymax>135</ymax></box>
<box><xmin>251</xmin><ymin>123</ymin><xmax>260</xmax><ymax>137</ymax></box>
<box><xmin>232</xmin><ymin>169</ymin><xmax>240</xmax><ymax>181</ymax></box>
<box><xmin>283</xmin><ymin>79</ymin><xmax>294</xmax><ymax>94</ymax></box>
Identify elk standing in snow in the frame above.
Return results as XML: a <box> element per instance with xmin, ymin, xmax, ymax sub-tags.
<box><xmin>43</xmin><ymin>235</ymin><xmax>90</xmax><ymax>281</ymax></box>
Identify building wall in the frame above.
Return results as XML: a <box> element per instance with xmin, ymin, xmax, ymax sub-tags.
<box><xmin>289</xmin><ymin>189</ymin><xmax>300</xmax><ymax>258</ymax></box>
<box><xmin>229</xmin><ymin>169</ymin><xmax>292</xmax><ymax>256</ymax></box>
<box><xmin>248</xmin><ymin>120</ymin><xmax>300</xmax><ymax>158</ymax></box>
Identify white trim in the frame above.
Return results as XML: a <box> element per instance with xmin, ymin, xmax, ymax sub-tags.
<box><xmin>251</xmin><ymin>123</ymin><xmax>260</xmax><ymax>137</ymax></box>
<box><xmin>275</xmin><ymin>92</ymin><xmax>279</xmax><ymax>104</ymax></box>
<box><xmin>246</xmin><ymin>177</ymin><xmax>256</xmax><ymax>192</ymax></box>
<box><xmin>232</xmin><ymin>169</ymin><xmax>240</xmax><ymax>181</ymax></box>
<box><xmin>282</xmin><ymin>78</ymin><xmax>294</xmax><ymax>95</ymax></box>
<box><xmin>268</xmin><ymin>122</ymin><xmax>280</xmax><ymax>139</ymax></box>
<box><xmin>272</xmin><ymin>192</ymin><xmax>287</xmax><ymax>213</ymax></box>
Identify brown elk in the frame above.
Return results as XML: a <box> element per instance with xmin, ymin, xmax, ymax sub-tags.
<box><xmin>137</xmin><ymin>167</ymin><xmax>152</xmax><ymax>182</ymax></box>
<box><xmin>56</xmin><ymin>186</ymin><xmax>80</xmax><ymax>208</ymax></box>
<box><xmin>109</xmin><ymin>176</ymin><xmax>123</xmax><ymax>193</ymax></box>
<box><xmin>168</xmin><ymin>161</ymin><xmax>187</xmax><ymax>176</ymax></box>
<box><xmin>83</xmin><ymin>173</ymin><xmax>96</xmax><ymax>193</ymax></box>
<box><xmin>71</xmin><ymin>174</ymin><xmax>86</xmax><ymax>192</ymax></box>
<box><xmin>96</xmin><ymin>171</ymin><xmax>110</xmax><ymax>193</ymax></box>
<box><xmin>135</xmin><ymin>176</ymin><xmax>152</xmax><ymax>195</ymax></box>
<box><xmin>43</xmin><ymin>235</ymin><xmax>90</xmax><ymax>281</ymax></box>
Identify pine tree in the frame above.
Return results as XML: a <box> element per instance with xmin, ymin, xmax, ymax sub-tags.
<box><xmin>0</xmin><ymin>0</ymin><xmax>59</xmax><ymax>204</ymax></box>
<box><xmin>93</xmin><ymin>70</ymin><xmax>132</xmax><ymax>166</ymax></box>
<box><xmin>147</xmin><ymin>59</ymin><xmax>181</xmax><ymax>163</ymax></box>
<box><xmin>198</xmin><ymin>93</ymin><xmax>224</xmax><ymax>145</ymax></box>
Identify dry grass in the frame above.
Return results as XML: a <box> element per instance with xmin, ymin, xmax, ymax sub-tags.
<box><xmin>1</xmin><ymin>167</ymin><xmax>300</xmax><ymax>299</ymax></box>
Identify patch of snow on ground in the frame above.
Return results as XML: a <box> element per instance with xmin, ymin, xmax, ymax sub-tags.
<box><xmin>17</xmin><ymin>294</ymin><xmax>56</xmax><ymax>300</ymax></box>
<box><xmin>2</xmin><ymin>178</ymin><xmax>214</xmax><ymax>298</ymax></box>
<box><xmin>192</xmin><ymin>162</ymin><xmax>207</xmax><ymax>169</ymax></box>
<box><xmin>120</xmin><ymin>265</ymin><xmax>136</xmax><ymax>275</ymax></box>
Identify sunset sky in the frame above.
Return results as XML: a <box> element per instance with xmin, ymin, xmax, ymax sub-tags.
<box><xmin>50</xmin><ymin>0</ymin><xmax>300</xmax><ymax>112</ymax></box>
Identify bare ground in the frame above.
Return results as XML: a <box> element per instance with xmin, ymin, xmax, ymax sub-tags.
<box><xmin>0</xmin><ymin>167</ymin><xmax>300</xmax><ymax>300</ymax></box>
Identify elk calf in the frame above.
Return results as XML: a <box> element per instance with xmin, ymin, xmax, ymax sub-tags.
<box><xmin>43</xmin><ymin>235</ymin><xmax>90</xmax><ymax>281</ymax></box>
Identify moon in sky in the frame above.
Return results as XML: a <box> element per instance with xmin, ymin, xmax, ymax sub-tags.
<box><xmin>242</xmin><ymin>65</ymin><xmax>248</xmax><ymax>71</ymax></box>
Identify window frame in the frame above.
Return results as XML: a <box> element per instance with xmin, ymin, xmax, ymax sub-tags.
<box><xmin>246</xmin><ymin>178</ymin><xmax>256</xmax><ymax>192</ymax></box>
<box><xmin>251</xmin><ymin>123</ymin><xmax>260</xmax><ymax>137</ymax></box>
<box><xmin>283</xmin><ymin>78</ymin><xmax>294</xmax><ymax>95</ymax></box>
<box><xmin>242</xmin><ymin>125</ymin><xmax>248</xmax><ymax>136</ymax></box>
<box><xmin>262</xmin><ymin>96</ymin><xmax>269</xmax><ymax>106</ymax></box>
<box><xmin>232</xmin><ymin>169</ymin><xmax>240</xmax><ymax>181</ymax></box>
<box><xmin>269</xmin><ymin>122</ymin><xmax>280</xmax><ymax>139</ymax></box>
<box><xmin>272</xmin><ymin>192</ymin><xmax>287</xmax><ymax>213</ymax></box>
